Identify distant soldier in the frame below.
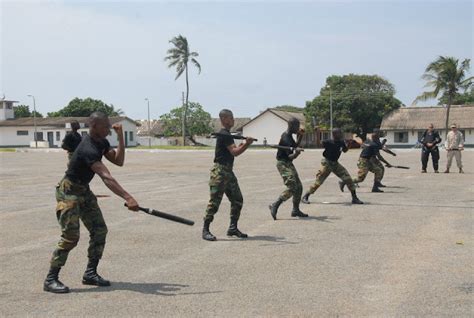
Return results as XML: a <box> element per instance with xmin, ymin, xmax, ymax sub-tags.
<box><xmin>342</xmin><ymin>129</ymin><xmax>392</xmax><ymax>193</ymax></box>
<box><xmin>269</xmin><ymin>117</ymin><xmax>308</xmax><ymax>220</ymax></box>
<box><xmin>302</xmin><ymin>128</ymin><xmax>363</xmax><ymax>205</ymax></box>
<box><xmin>61</xmin><ymin>120</ymin><xmax>82</xmax><ymax>161</ymax></box>
<box><xmin>420</xmin><ymin>123</ymin><xmax>442</xmax><ymax>173</ymax></box>
<box><xmin>44</xmin><ymin>112</ymin><xmax>139</xmax><ymax>294</ymax></box>
<box><xmin>202</xmin><ymin>109</ymin><xmax>254</xmax><ymax>241</ymax></box>
<box><xmin>444</xmin><ymin>124</ymin><xmax>464</xmax><ymax>173</ymax></box>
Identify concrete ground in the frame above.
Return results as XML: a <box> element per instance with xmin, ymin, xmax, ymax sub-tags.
<box><xmin>0</xmin><ymin>149</ymin><xmax>472</xmax><ymax>317</ymax></box>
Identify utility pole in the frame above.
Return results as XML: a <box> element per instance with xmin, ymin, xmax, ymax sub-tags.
<box><xmin>182</xmin><ymin>91</ymin><xmax>185</xmax><ymax>146</ymax></box>
<box><xmin>328</xmin><ymin>85</ymin><xmax>333</xmax><ymax>132</ymax></box>
<box><xmin>145</xmin><ymin>98</ymin><xmax>151</xmax><ymax>149</ymax></box>
<box><xmin>27</xmin><ymin>94</ymin><xmax>37</xmax><ymax>148</ymax></box>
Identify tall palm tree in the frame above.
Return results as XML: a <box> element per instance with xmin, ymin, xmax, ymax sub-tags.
<box><xmin>165</xmin><ymin>35</ymin><xmax>201</xmax><ymax>145</ymax></box>
<box><xmin>414</xmin><ymin>56</ymin><xmax>473</xmax><ymax>137</ymax></box>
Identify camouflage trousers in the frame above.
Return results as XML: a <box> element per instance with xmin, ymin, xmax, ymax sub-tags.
<box><xmin>276</xmin><ymin>160</ymin><xmax>303</xmax><ymax>204</ymax></box>
<box><xmin>308</xmin><ymin>158</ymin><xmax>356</xmax><ymax>193</ymax></box>
<box><xmin>352</xmin><ymin>157</ymin><xmax>385</xmax><ymax>184</ymax></box>
<box><xmin>204</xmin><ymin>164</ymin><xmax>243</xmax><ymax>222</ymax></box>
<box><xmin>50</xmin><ymin>178</ymin><xmax>108</xmax><ymax>268</ymax></box>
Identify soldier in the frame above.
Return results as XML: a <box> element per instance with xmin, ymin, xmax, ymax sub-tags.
<box><xmin>341</xmin><ymin>129</ymin><xmax>392</xmax><ymax>193</ymax></box>
<box><xmin>61</xmin><ymin>120</ymin><xmax>82</xmax><ymax>161</ymax></box>
<box><xmin>302</xmin><ymin>128</ymin><xmax>363</xmax><ymax>205</ymax></box>
<box><xmin>444</xmin><ymin>123</ymin><xmax>465</xmax><ymax>173</ymax></box>
<box><xmin>269</xmin><ymin>117</ymin><xmax>308</xmax><ymax>220</ymax></box>
<box><xmin>43</xmin><ymin>112</ymin><xmax>139</xmax><ymax>294</ymax></box>
<box><xmin>420</xmin><ymin>123</ymin><xmax>442</xmax><ymax>173</ymax></box>
<box><xmin>202</xmin><ymin>109</ymin><xmax>254</xmax><ymax>241</ymax></box>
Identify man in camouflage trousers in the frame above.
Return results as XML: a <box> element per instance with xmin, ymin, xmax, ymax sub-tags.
<box><xmin>44</xmin><ymin>112</ymin><xmax>139</xmax><ymax>294</ymax></box>
<box><xmin>202</xmin><ymin>109</ymin><xmax>254</xmax><ymax>241</ymax></box>
<box><xmin>342</xmin><ymin>129</ymin><xmax>392</xmax><ymax>193</ymax></box>
<box><xmin>302</xmin><ymin>128</ymin><xmax>363</xmax><ymax>204</ymax></box>
<box><xmin>269</xmin><ymin>117</ymin><xmax>308</xmax><ymax>220</ymax></box>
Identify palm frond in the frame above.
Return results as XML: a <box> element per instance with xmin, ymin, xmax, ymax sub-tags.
<box><xmin>175</xmin><ymin>64</ymin><xmax>185</xmax><ymax>80</ymax></box>
<box><xmin>413</xmin><ymin>91</ymin><xmax>437</xmax><ymax>104</ymax></box>
<box><xmin>191</xmin><ymin>58</ymin><xmax>201</xmax><ymax>73</ymax></box>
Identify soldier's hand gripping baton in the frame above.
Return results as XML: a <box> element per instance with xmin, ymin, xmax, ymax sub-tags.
<box><xmin>209</xmin><ymin>132</ymin><xmax>258</xmax><ymax>142</ymax></box>
<box><xmin>124</xmin><ymin>204</ymin><xmax>195</xmax><ymax>226</ymax></box>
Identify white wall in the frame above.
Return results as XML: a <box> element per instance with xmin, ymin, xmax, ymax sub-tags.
<box><xmin>242</xmin><ymin>112</ymin><xmax>288</xmax><ymax>145</ymax></box>
<box><xmin>0</xmin><ymin>119</ymin><xmax>138</xmax><ymax>147</ymax></box>
<box><xmin>384</xmin><ymin>129</ymin><xmax>474</xmax><ymax>147</ymax></box>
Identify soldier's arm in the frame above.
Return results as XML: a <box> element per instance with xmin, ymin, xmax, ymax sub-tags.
<box><xmin>104</xmin><ymin>124</ymin><xmax>125</xmax><ymax>167</ymax></box>
<box><xmin>91</xmin><ymin>161</ymin><xmax>138</xmax><ymax>211</ymax></box>
<box><xmin>227</xmin><ymin>137</ymin><xmax>254</xmax><ymax>157</ymax></box>
<box><xmin>377</xmin><ymin>152</ymin><xmax>391</xmax><ymax>167</ymax></box>
<box><xmin>61</xmin><ymin>134</ymin><xmax>72</xmax><ymax>151</ymax></box>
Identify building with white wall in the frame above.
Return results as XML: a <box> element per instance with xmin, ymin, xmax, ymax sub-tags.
<box><xmin>380</xmin><ymin>105</ymin><xmax>474</xmax><ymax>147</ymax></box>
<box><xmin>0</xmin><ymin>116</ymin><xmax>138</xmax><ymax>148</ymax></box>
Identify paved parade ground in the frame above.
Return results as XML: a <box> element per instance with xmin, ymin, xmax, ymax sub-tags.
<box><xmin>0</xmin><ymin>149</ymin><xmax>473</xmax><ymax>317</ymax></box>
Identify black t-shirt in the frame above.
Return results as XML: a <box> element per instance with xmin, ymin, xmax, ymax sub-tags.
<box><xmin>276</xmin><ymin>132</ymin><xmax>297</xmax><ymax>161</ymax></box>
<box><xmin>65</xmin><ymin>134</ymin><xmax>111</xmax><ymax>184</ymax></box>
<box><xmin>360</xmin><ymin>140</ymin><xmax>382</xmax><ymax>159</ymax></box>
<box><xmin>62</xmin><ymin>131</ymin><xmax>82</xmax><ymax>153</ymax></box>
<box><xmin>420</xmin><ymin>130</ymin><xmax>441</xmax><ymax>148</ymax></box>
<box><xmin>214</xmin><ymin>129</ymin><xmax>235</xmax><ymax>166</ymax></box>
<box><xmin>322</xmin><ymin>139</ymin><xmax>347</xmax><ymax>162</ymax></box>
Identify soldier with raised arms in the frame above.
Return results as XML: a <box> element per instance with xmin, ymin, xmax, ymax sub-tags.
<box><xmin>43</xmin><ymin>112</ymin><xmax>139</xmax><ymax>294</ymax></box>
<box><xmin>202</xmin><ymin>109</ymin><xmax>254</xmax><ymax>241</ymax></box>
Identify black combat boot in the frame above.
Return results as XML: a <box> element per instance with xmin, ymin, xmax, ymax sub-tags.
<box><xmin>301</xmin><ymin>193</ymin><xmax>311</xmax><ymax>204</ymax></box>
<box><xmin>291</xmin><ymin>200</ymin><xmax>308</xmax><ymax>217</ymax></box>
<box><xmin>82</xmin><ymin>259</ymin><xmax>111</xmax><ymax>286</ymax></box>
<box><xmin>227</xmin><ymin>218</ymin><xmax>248</xmax><ymax>238</ymax></box>
<box><xmin>269</xmin><ymin>198</ymin><xmax>283</xmax><ymax>220</ymax></box>
<box><xmin>371</xmin><ymin>182</ymin><xmax>384</xmax><ymax>193</ymax></box>
<box><xmin>202</xmin><ymin>220</ymin><xmax>217</xmax><ymax>241</ymax></box>
<box><xmin>339</xmin><ymin>181</ymin><xmax>345</xmax><ymax>192</ymax></box>
<box><xmin>350</xmin><ymin>190</ymin><xmax>364</xmax><ymax>204</ymax></box>
<box><xmin>44</xmin><ymin>267</ymin><xmax>70</xmax><ymax>293</ymax></box>
<box><xmin>374</xmin><ymin>181</ymin><xmax>386</xmax><ymax>188</ymax></box>
<box><xmin>459</xmin><ymin>168</ymin><xmax>464</xmax><ymax>173</ymax></box>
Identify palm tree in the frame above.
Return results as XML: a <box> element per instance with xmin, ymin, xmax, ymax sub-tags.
<box><xmin>414</xmin><ymin>56</ymin><xmax>473</xmax><ymax>137</ymax></box>
<box><xmin>165</xmin><ymin>35</ymin><xmax>201</xmax><ymax>145</ymax></box>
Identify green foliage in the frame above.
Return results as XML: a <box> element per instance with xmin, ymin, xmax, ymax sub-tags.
<box><xmin>438</xmin><ymin>87</ymin><xmax>474</xmax><ymax>105</ymax></box>
<box><xmin>14</xmin><ymin>105</ymin><xmax>43</xmax><ymax>118</ymax></box>
<box><xmin>47</xmin><ymin>98</ymin><xmax>124</xmax><ymax>117</ymax></box>
<box><xmin>273</xmin><ymin>105</ymin><xmax>304</xmax><ymax>113</ymax></box>
<box><xmin>159</xmin><ymin>102</ymin><xmax>212</xmax><ymax>137</ymax></box>
<box><xmin>305</xmin><ymin>74</ymin><xmax>402</xmax><ymax>140</ymax></box>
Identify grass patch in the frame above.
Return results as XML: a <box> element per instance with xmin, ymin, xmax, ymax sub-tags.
<box><xmin>0</xmin><ymin>148</ymin><xmax>16</xmax><ymax>152</ymax></box>
<box><xmin>135</xmin><ymin>145</ymin><xmax>213</xmax><ymax>150</ymax></box>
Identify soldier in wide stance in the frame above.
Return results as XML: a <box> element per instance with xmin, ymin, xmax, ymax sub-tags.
<box><xmin>44</xmin><ymin>112</ymin><xmax>139</xmax><ymax>293</ymax></box>
<box><xmin>269</xmin><ymin>117</ymin><xmax>308</xmax><ymax>220</ymax></box>
<box><xmin>302</xmin><ymin>128</ymin><xmax>363</xmax><ymax>205</ymax></box>
<box><xmin>202</xmin><ymin>109</ymin><xmax>254</xmax><ymax>241</ymax></box>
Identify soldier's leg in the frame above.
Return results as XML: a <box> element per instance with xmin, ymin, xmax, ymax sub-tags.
<box><xmin>203</xmin><ymin>166</ymin><xmax>226</xmax><ymax>240</ymax></box>
<box><xmin>291</xmin><ymin>166</ymin><xmax>308</xmax><ymax>217</ymax></box>
<box><xmin>431</xmin><ymin>148</ymin><xmax>440</xmax><ymax>172</ymax></box>
<box><xmin>446</xmin><ymin>150</ymin><xmax>454</xmax><ymax>171</ymax></box>
<box><xmin>225</xmin><ymin>173</ymin><xmax>247</xmax><ymax>238</ymax></box>
<box><xmin>352</xmin><ymin>159</ymin><xmax>369</xmax><ymax>184</ymax></box>
<box><xmin>80</xmin><ymin>192</ymin><xmax>110</xmax><ymax>286</ymax></box>
<box><xmin>333</xmin><ymin>163</ymin><xmax>363</xmax><ymax>204</ymax></box>
<box><xmin>369</xmin><ymin>161</ymin><xmax>384</xmax><ymax>192</ymax></box>
<box><xmin>421</xmin><ymin>149</ymin><xmax>429</xmax><ymax>172</ymax></box>
<box><xmin>307</xmin><ymin>162</ymin><xmax>331</xmax><ymax>195</ymax></box>
<box><xmin>454</xmin><ymin>150</ymin><xmax>463</xmax><ymax>170</ymax></box>
<box><xmin>277</xmin><ymin>161</ymin><xmax>296</xmax><ymax>202</ymax></box>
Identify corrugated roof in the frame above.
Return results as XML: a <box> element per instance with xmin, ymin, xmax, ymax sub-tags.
<box><xmin>0</xmin><ymin>116</ymin><xmax>137</xmax><ymax>127</ymax></box>
<box><xmin>380</xmin><ymin>105</ymin><xmax>474</xmax><ymax>130</ymax></box>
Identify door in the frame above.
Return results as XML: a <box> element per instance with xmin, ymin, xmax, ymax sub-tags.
<box><xmin>124</xmin><ymin>131</ymin><xmax>128</xmax><ymax>147</ymax></box>
<box><xmin>47</xmin><ymin>132</ymin><xmax>54</xmax><ymax>148</ymax></box>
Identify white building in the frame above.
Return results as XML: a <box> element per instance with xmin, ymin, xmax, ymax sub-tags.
<box><xmin>0</xmin><ymin>101</ymin><xmax>138</xmax><ymax>148</ymax></box>
<box><xmin>380</xmin><ymin>105</ymin><xmax>474</xmax><ymax>147</ymax></box>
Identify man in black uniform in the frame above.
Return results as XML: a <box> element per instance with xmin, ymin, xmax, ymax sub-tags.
<box><xmin>302</xmin><ymin>128</ymin><xmax>363</xmax><ymax>204</ymax></box>
<box><xmin>269</xmin><ymin>117</ymin><xmax>308</xmax><ymax>220</ymax></box>
<box><xmin>202</xmin><ymin>109</ymin><xmax>254</xmax><ymax>241</ymax></box>
<box><xmin>61</xmin><ymin>120</ymin><xmax>82</xmax><ymax>161</ymax></box>
<box><xmin>420</xmin><ymin>123</ymin><xmax>442</xmax><ymax>173</ymax></box>
<box><xmin>43</xmin><ymin>112</ymin><xmax>139</xmax><ymax>294</ymax></box>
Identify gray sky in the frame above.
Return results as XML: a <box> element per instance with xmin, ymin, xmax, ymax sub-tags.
<box><xmin>1</xmin><ymin>0</ymin><xmax>472</xmax><ymax>119</ymax></box>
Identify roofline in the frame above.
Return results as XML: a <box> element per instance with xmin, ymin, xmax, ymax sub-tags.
<box><xmin>239</xmin><ymin>108</ymin><xmax>303</xmax><ymax>129</ymax></box>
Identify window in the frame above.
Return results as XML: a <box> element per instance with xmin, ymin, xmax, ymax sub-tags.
<box><xmin>81</xmin><ymin>131</ymin><xmax>88</xmax><ymax>137</ymax></box>
<box><xmin>129</xmin><ymin>131</ymin><xmax>134</xmax><ymax>141</ymax></box>
<box><xmin>417</xmin><ymin>131</ymin><xmax>424</xmax><ymax>142</ymax></box>
<box><xmin>35</xmin><ymin>132</ymin><xmax>44</xmax><ymax>141</ymax></box>
<box><xmin>5</xmin><ymin>102</ymin><xmax>13</xmax><ymax>109</ymax></box>
<box><xmin>56</xmin><ymin>131</ymin><xmax>61</xmax><ymax>141</ymax></box>
<box><xmin>394</xmin><ymin>131</ymin><xmax>408</xmax><ymax>143</ymax></box>
<box><xmin>17</xmin><ymin>130</ymin><xmax>29</xmax><ymax>136</ymax></box>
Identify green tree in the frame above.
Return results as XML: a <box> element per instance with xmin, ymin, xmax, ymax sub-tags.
<box><xmin>305</xmin><ymin>74</ymin><xmax>402</xmax><ymax>140</ymax></box>
<box><xmin>164</xmin><ymin>35</ymin><xmax>201</xmax><ymax>145</ymax></box>
<box><xmin>273</xmin><ymin>105</ymin><xmax>304</xmax><ymax>113</ymax></box>
<box><xmin>14</xmin><ymin>105</ymin><xmax>43</xmax><ymax>118</ymax></box>
<box><xmin>415</xmin><ymin>56</ymin><xmax>473</xmax><ymax>136</ymax></box>
<box><xmin>160</xmin><ymin>102</ymin><xmax>212</xmax><ymax>141</ymax></box>
<box><xmin>47</xmin><ymin>97</ymin><xmax>124</xmax><ymax>117</ymax></box>
<box><xmin>438</xmin><ymin>87</ymin><xmax>474</xmax><ymax>105</ymax></box>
